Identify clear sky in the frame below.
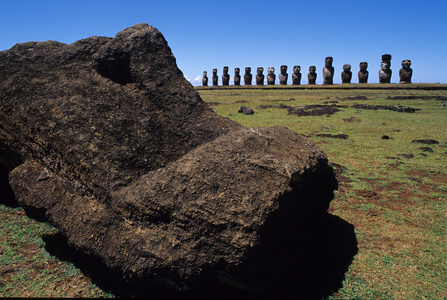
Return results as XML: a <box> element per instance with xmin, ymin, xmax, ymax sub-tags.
<box><xmin>1</xmin><ymin>0</ymin><xmax>446</xmax><ymax>85</ymax></box>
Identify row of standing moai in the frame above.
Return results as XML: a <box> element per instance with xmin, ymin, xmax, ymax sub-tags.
<box><xmin>202</xmin><ymin>54</ymin><xmax>413</xmax><ymax>86</ymax></box>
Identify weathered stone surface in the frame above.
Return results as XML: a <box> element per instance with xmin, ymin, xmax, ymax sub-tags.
<box><xmin>292</xmin><ymin>65</ymin><xmax>302</xmax><ymax>85</ymax></box>
<box><xmin>267</xmin><ymin>67</ymin><xmax>275</xmax><ymax>85</ymax></box>
<box><xmin>358</xmin><ymin>62</ymin><xmax>368</xmax><ymax>83</ymax></box>
<box><xmin>308</xmin><ymin>66</ymin><xmax>317</xmax><ymax>85</ymax></box>
<box><xmin>0</xmin><ymin>24</ymin><xmax>349</xmax><ymax>297</ymax></box>
<box><xmin>341</xmin><ymin>64</ymin><xmax>352</xmax><ymax>84</ymax></box>
<box><xmin>222</xmin><ymin>66</ymin><xmax>230</xmax><ymax>86</ymax></box>
<box><xmin>244</xmin><ymin>67</ymin><xmax>252</xmax><ymax>85</ymax></box>
<box><xmin>323</xmin><ymin>57</ymin><xmax>334</xmax><ymax>85</ymax></box>
<box><xmin>399</xmin><ymin>59</ymin><xmax>412</xmax><ymax>84</ymax></box>
<box><xmin>256</xmin><ymin>67</ymin><xmax>264</xmax><ymax>85</ymax></box>
<box><xmin>234</xmin><ymin>68</ymin><xmax>241</xmax><ymax>86</ymax></box>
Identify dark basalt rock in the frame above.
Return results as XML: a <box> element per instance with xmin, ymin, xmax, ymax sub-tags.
<box><xmin>0</xmin><ymin>24</ymin><xmax>354</xmax><ymax>297</ymax></box>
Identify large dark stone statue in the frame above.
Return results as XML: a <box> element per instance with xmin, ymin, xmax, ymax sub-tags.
<box><xmin>0</xmin><ymin>23</ymin><xmax>356</xmax><ymax>299</ymax></box>
<box><xmin>222</xmin><ymin>66</ymin><xmax>230</xmax><ymax>86</ymax></box>
<box><xmin>202</xmin><ymin>71</ymin><xmax>208</xmax><ymax>87</ymax></box>
<box><xmin>212</xmin><ymin>68</ymin><xmax>218</xmax><ymax>86</ymax></box>
<box><xmin>341</xmin><ymin>64</ymin><xmax>352</xmax><ymax>84</ymax></box>
<box><xmin>379</xmin><ymin>54</ymin><xmax>392</xmax><ymax>84</ymax></box>
<box><xmin>234</xmin><ymin>67</ymin><xmax>241</xmax><ymax>86</ymax></box>
<box><xmin>308</xmin><ymin>66</ymin><xmax>317</xmax><ymax>85</ymax></box>
<box><xmin>267</xmin><ymin>67</ymin><xmax>276</xmax><ymax>85</ymax></box>
<box><xmin>279</xmin><ymin>65</ymin><xmax>288</xmax><ymax>85</ymax></box>
<box><xmin>358</xmin><ymin>62</ymin><xmax>368</xmax><ymax>83</ymax></box>
<box><xmin>399</xmin><ymin>59</ymin><xmax>412</xmax><ymax>84</ymax></box>
<box><xmin>244</xmin><ymin>67</ymin><xmax>252</xmax><ymax>85</ymax></box>
<box><xmin>292</xmin><ymin>65</ymin><xmax>302</xmax><ymax>85</ymax></box>
<box><xmin>256</xmin><ymin>67</ymin><xmax>264</xmax><ymax>85</ymax></box>
<box><xmin>323</xmin><ymin>57</ymin><xmax>334</xmax><ymax>85</ymax></box>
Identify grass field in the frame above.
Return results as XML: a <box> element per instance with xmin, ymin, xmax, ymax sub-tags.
<box><xmin>1</xmin><ymin>83</ymin><xmax>446</xmax><ymax>298</ymax></box>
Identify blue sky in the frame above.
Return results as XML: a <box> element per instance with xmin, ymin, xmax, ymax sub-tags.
<box><xmin>1</xmin><ymin>0</ymin><xmax>446</xmax><ymax>85</ymax></box>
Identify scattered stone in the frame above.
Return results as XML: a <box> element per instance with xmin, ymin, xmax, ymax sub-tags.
<box><xmin>381</xmin><ymin>135</ymin><xmax>391</xmax><ymax>140</ymax></box>
<box><xmin>419</xmin><ymin>147</ymin><xmax>433</xmax><ymax>152</ymax></box>
<box><xmin>316</xmin><ymin>134</ymin><xmax>349</xmax><ymax>139</ymax></box>
<box><xmin>238</xmin><ymin>106</ymin><xmax>254</xmax><ymax>115</ymax></box>
<box><xmin>412</xmin><ymin>139</ymin><xmax>439</xmax><ymax>145</ymax></box>
<box><xmin>398</xmin><ymin>154</ymin><xmax>415</xmax><ymax>159</ymax></box>
<box><xmin>287</xmin><ymin>106</ymin><xmax>340</xmax><ymax>117</ymax></box>
<box><xmin>352</xmin><ymin>104</ymin><xmax>418</xmax><ymax>113</ymax></box>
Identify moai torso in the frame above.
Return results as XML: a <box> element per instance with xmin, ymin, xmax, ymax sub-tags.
<box><xmin>222</xmin><ymin>66</ymin><xmax>230</xmax><ymax>86</ymax></box>
<box><xmin>308</xmin><ymin>66</ymin><xmax>317</xmax><ymax>85</ymax></box>
<box><xmin>212</xmin><ymin>69</ymin><xmax>218</xmax><ymax>86</ymax></box>
<box><xmin>234</xmin><ymin>68</ymin><xmax>241</xmax><ymax>86</ymax></box>
<box><xmin>292</xmin><ymin>65</ymin><xmax>301</xmax><ymax>85</ymax></box>
<box><xmin>267</xmin><ymin>67</ymin><xmax>276</xmax><ymax>85</ymax></box>
<box><xmin>379</xmin><ymin>54</ymin><xmax>392</xmax><ymax>84</ymax></box>
<box><xmin>341</xmin><ymin>64</ymin><xmax>352</xmax><ymax>84</ymax></box>
<box><xmin>399</xmin><ymin>59</ymin><xmax>412</xmax><ymax>84</ymax></box>
<box><xmin>244</xmin><ymin>67</ymin><xmax>252</xmax><ymax>85</ymax></box>
<box><xmin>279</xmin><ymin>65</ymin><xmax>288</xmax><ymax>85</ymax></box>
<box><xmin>202</xmin><ymin>71</ymin><xmax>208</xmax><ymax>87</ymax></box>
<box><xmin>323</xmin><ymin>57</ymin><xmax>334</xmax><ymax>85</ymax></box>
<box><xmin>256</xmin><ymin>67</ymin><xmax>264</xmax><ymax>85</ymax></box>
<box><xmin>358</xmin><ymin>62</ymin><xmax>368</xmax><ymax>83</ymax></box>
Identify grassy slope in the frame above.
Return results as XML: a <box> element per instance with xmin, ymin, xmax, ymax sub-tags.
<box><xmin>199</xmin><ymin>85</ymin><xmax>447</xmax><ymax>299</ymax></box>
<box><xmin>1</xmin><ymin>84</ymin><xmax>446</xmax><ymax>298</ymax></box>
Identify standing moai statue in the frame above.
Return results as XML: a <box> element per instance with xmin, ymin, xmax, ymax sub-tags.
<box><xmin>341</xmin><ymin>64</ymin><xmax>352</xmax><ymax>84</ymax></box>
<box><xmin>244</xmin><ymin>67</ymin><xmax>252</xmax><ymax>85</ymax></box>
<box><xmin>202</xmin><ymin>71</ymin><xmax>208</xmax><ymax>87</ymax></box>
<box><xmin>308</xmin><ymin>66</ymin><xmax>317</xmax><ymax>85</ymax></box>
<box><xmin>256</xmin><ymin>67</ymin><xmax>265</xmax><ymax>86</ymax></box>
<box><xmin>234</xmin><ymin>68</ymin><xmax>241</xmax><ymax>86</ymax></box>
<box><xmin>212</xmin><ymin>68</ymin><xmax>218</xmax><ymax>86</ymax></box>
<box><xmin>323</xmin><ymin>57</ymin><xmax>334</xmax><ymax>85</ymax></box>
<box><xmin>399</xmin><ymin>59</ymin><xmax>413</xmax><ymax>84</ymax></box>
<box><xmin>358</xmin><ymin>62</ymin><xmax>369</xmax><ymax>83</ymax></box>
<box><xmin>292</xmin><ymin>65</ymin><xmax>302</xmax><ymax>85</ymax></box>
<box><xmin>379</xmin><ymin>54</ymin><xmax>392</xmax><ymax>84</ymax></box>
<box><xmin>267</xmin><ymin>67</ymin><xmax>276</xmax><ymax>85</ymax></box>
<box><xmin>279</xmin><ymin>65</ymin><xmax>288</xmax><ymax>85</ymax></box>
<box><xmin>222</xmin><ymin>66</ymin><xmax>230</xmax><ymax>86</ymax></box>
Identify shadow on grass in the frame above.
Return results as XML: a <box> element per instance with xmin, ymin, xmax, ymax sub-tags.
<box><xmin>43</xmin><ymin>212</ymin><xmax>358</xmax><ymax>299</ymax></box>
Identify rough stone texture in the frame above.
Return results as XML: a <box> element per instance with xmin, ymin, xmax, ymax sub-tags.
<box><xmin>222</xmin><ymin>66</ymin><xmax>230</xmax><ymax>86</ymax></box>
<box><xmin>308</xmin><ymin>66</ymin><xmax>317</xmax><ymax>85</ymax></box>
<box><xmin>244</xmin><ymin>67</ymin><xmax>252</xmax><ymax>85</ymax></box>
<box><xmin>202</xmin><ymin>71</ymin><xmax>208</xmax><ymax>87</ymax></box>
<box><xmin>212</xmin><ymin>68</ymin><xmax>218</xmax><ymax>86</ymax></box>
<box><xmin>341</xmin><ymin>64</ymin><xmax>352</xmax><ymax>84</ymax></box>
<box><xmin>233</xmin><ymin>68</ymin><xmax>241</xmax><ymax>86</ymax></box>
<box><xmin>256</xmin><ymin>67</ymin><xmax>264</xmax><ymax>85</ymax></box>
<box><xmin>379</xmin><ymin>54</ymin><xmax>392</xmax><ymax>84</ymax></box>
<box><xmin>279</xmin><ymin>65</ymin><xmax>288</xmax><ymax>85</ymax></box>
<box><xmin>323</xmin><ymin>57</ymin><xmax>334</xmax><ymax>85</ymax></box>
<box><xmin>267</xmin><ymin>67</ymin><xmax>276</xmax><ymax>85</ymax></box>
<box><xmin>292</xmin><ymin>65</ymin><xmax>302</xmax><ymax>85</ymax></box>
<box><xmin>358</xmin><ymin>62</ymin><xmax>368</xmax><ymax>83</ymax></box>
<box><xmin>0</xmin><ymin>24</ymin><xmax>349</xmax><ymax>297</ymax></box>
<box><xmin>238</xmin><ymin>106</ymin><xmax>254</xmax><ymax>115</ymax></box>
<box><xmin>399</xmin><ymin>59</ymin><xmax>412</xmax><ymax>84</ymax></box>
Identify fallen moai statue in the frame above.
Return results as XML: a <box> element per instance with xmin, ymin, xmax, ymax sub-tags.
<box><xmin>0</xmin><ymin>24</ymin><xmax>355</xmax><ymax>298</ymax></box>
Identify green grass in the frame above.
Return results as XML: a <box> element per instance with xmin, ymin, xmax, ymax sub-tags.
<box><xmin>200</xmin><ymin>86</ymin><xmax>447</xmax><ymax>299</ymax></box>
<box><xmin>1</xmin><ymin>85</ymin><xmax>446</xmax><ymax>298</ymax></box>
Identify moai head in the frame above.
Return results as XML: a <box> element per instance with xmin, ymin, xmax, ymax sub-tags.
<box><xmin>309</xmin><ymin>66</ymin><xmax>316</xmax><ymax>74</ymax></box>
<box><xmin>245</xmin><ymin>67</ymin><xmax>251</xmax><ymax>74</ymax></box>
<box><xmin>401</xmin><ymin>59</ymin><xmax>411</xmax><ymax>70</ymax></box>
<box><xmin>235</xmin><ymin>67</ymin><xmax>240</xmax><ymax>75</ymax></box>
<box><xmin>325</xmin><ymin>57</ymin><xmax>333</xmax><ymax>68</ymax></box>
<box><xmin>381</xmin><ymin>61</ymin><xmax>390</xmax><ymax>71</ymax></box>
<box><xmin>293</xmin><ymin>65</ymin><xmax>301</xmax><ymax>73</ymax></box>
<box><xmin>223</xmin><ymin>66</ymin><xmax>229</xmax><ymax>75</ymax></box>
<box><xmin>280</xmin><ymin>65</ymin><xmax>287</xmax><ymax>74</ymax></box>
<box><xmin>382</xmin><ymin>54</ymin><xmax>392</xmax><ymax>65</ymax></box>
<box><xmin>257</xmin><ymin>67</ymin><xmax>264</xmax><ymax>75</ymax></box>
<box><xmin>213</xmin><ymin>68</ymin><xmax>217</xmax><ymax>75</ymax></box>
<box><xmin>268</xmin><ymin>67</ymin><xmax>275</xmax><ymax>75</ymax></box>
<box><xmin>359</xmin><ymin>62</ymin><xmax>368</xmax><ymax>71</ymax></box>
<box><xmin>203</xmin><ymin>71</ymin><xmax>207</xmax><ymax>77</ymax></box>
<box><xmin>343</xmin><ymin>64</ymin><xmax>351</xmax><ymax>72</ymax></box>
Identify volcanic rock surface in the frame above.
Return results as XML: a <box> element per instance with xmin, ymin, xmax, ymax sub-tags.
<box><xmin>0</xmin><ymin>24</ymin><xmax>349</xmax><ymax>297</ymax></box>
